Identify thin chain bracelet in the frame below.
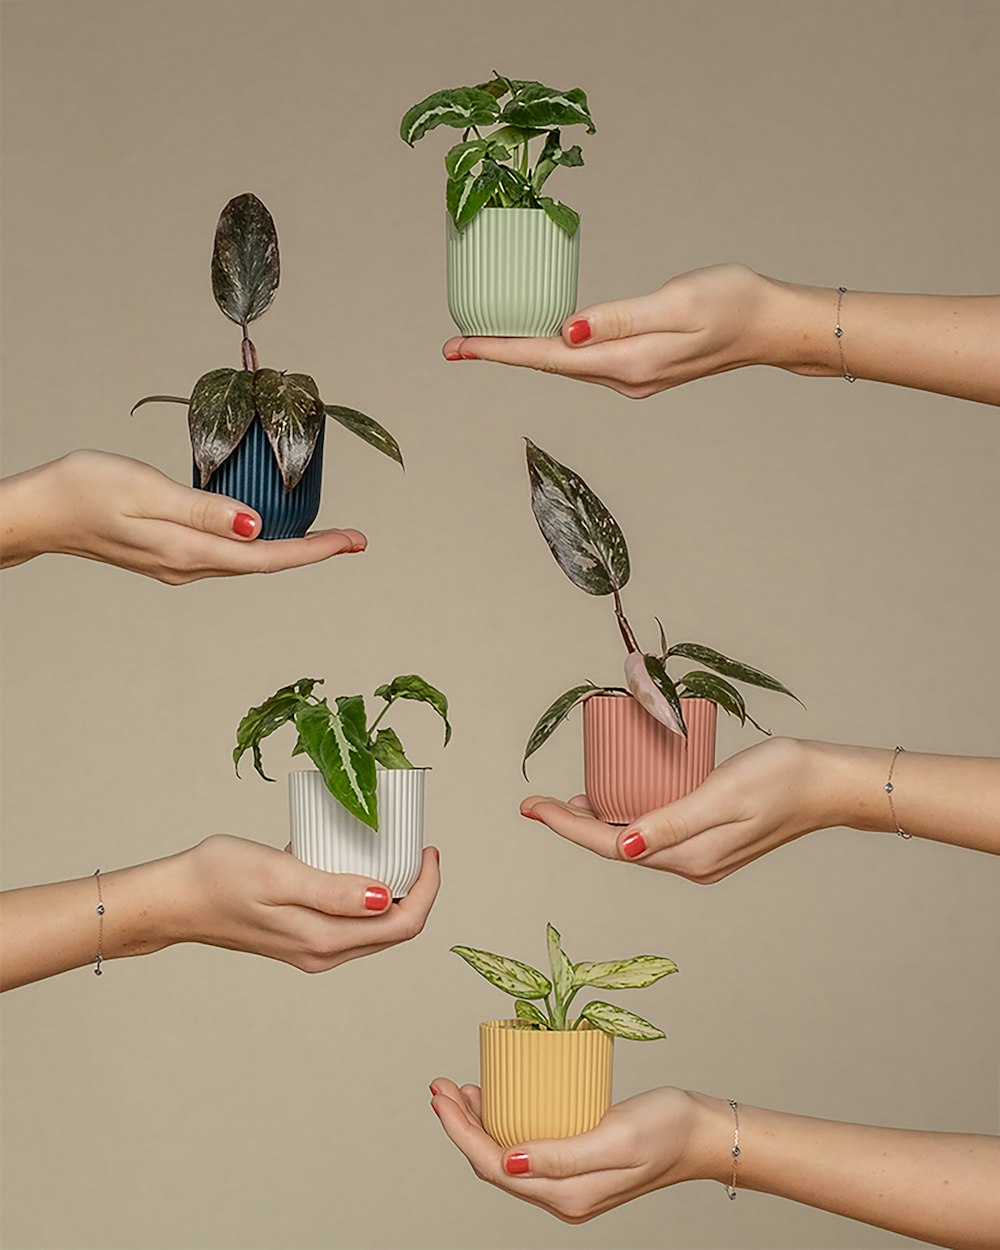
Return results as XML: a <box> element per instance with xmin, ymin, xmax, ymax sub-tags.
<box><xmin>724</xmin><ymin>1099</ymin><xmax>741</xmax><ymax>1199</ymax></box>
<box><xmin>884</xmin><ymin>747</ymin><xmax>911</xmax><ymax>838</ymax></box>
<box><xmin>93</xmin><ymin>869</ymin><xmax>106</xmax><ymax>975</ymax></box>
<box><xmin>834</xmin><ymin>286</ymin><xmax>856</xmax><ymax>382</ymax></box>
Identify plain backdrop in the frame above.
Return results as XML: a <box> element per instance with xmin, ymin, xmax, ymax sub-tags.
<box><xmin>1</xmin><ymin>2</ymin><xmax>998</xmax><ymax>1249</ymax></box>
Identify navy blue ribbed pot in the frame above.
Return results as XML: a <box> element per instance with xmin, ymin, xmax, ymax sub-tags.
<box><xmin>195</xmin><ymin>417</ymin><xmax>325</xmax><ymax>540</ymax></box>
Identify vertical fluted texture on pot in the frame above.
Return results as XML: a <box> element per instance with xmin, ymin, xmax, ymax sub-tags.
<box><xmin>197</xmin><ymin>417</ymin><xmax>324</xmax><ymax>540</ymax></box>
<box><xmin>584</xmin><ymin>696</ymin><xmax>717</xmax><ymax>824</ymax></box>
<box><xmin>447</xmin><ymin>209</ymin><xmax>580</xmax><ymax>337</ymax></box>
<box><xmin>288</xmin><ymin>768</ymin><xmax>425</xmax><ymax>897</ymax></box>
<box><xmin>480</xmin><ymin>1020</ymin><xmax>613</xmax><ymax>1148</ymax></box>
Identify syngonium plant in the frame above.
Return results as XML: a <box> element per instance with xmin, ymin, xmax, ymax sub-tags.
<box><xmin>522</xmin><ymin>440</ymin><xmax>801</xmax><ymax>777</ymax></box>
<box><xmin>400</xmin><ymin>72</ymin><xmax>595</xmax><ymax>236</ymax></box>
<box><xmin>452</xmin><ymin>923</ymin><xmax>677</xmax><ymax>1040</ymax></box>
<box><xmin>133</xmin><ymin>193</ymin><xmax>402</xmax><ymax>491</ymax></box>
<box><xmin>234</xmin><ymin>675</ymin><xmax>451</xmax><ymax>830</ymax></box>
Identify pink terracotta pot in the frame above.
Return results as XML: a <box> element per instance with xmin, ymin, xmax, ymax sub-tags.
<box><xmin>583</xmin><ymin>694</ymin><xmax>717</xmax><ymax>824</ymax></box>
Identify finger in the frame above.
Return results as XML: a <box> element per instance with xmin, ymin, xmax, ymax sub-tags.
<box><xmin>560</xmin><ymin>289</ymin><xmax>677</xmax><ymax>347</ymax></box>
<box><xmin>429</xmin><ymin>1077</ymin><xmax>482</xmax><ymax>1125</ymax></box>
<box><xmin>458</xmin><ymin>1084</ymin><xmax>483</xmax><ymax>1120</ymax></box>
<box><xmin>519</xmin><ymin>796</ymin><xmax>621</xmax><ymax>859</ymax></box>
<box><xmin>614</xmin><ymin>785</ymin><xmax>725</xmax><ymax>865</ymax></box>
<box><xmin>432</xmin><ymin>1086</ymin><xmax>507</xmax><ymax>1181</ymax></box>
<box><xmin>498</xmin><ymin>1121</ymin><xmax>633</xmax><ymax>1181</ymax></box>
<box><xmin>279</xmin><ymin>860</ymin><xmax>396</xmax><ymax>917</ymax></box>
<box><xmin>234</xmin><ymin>527</ymin><xmax>367</xmax><ymax>572</ymax></box>
<box><xmin>139</xmin><ymin>478</ymin><xmax>266</xmax><ymax>542</ymax></box>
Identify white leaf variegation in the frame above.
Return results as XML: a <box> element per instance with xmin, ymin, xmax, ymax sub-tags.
<box><xmin>573</xmin><ymin>955</ymin><xmax>678</xmax><ymax>991</ymax></box>
<box><xmin>450</xmin><ymin>946</ymin><xmax>552</xmax><ymax>1000</ymax></box>
<box><xmin>580</xmin><ymin>1000</ymin><xmax>665</xmax><ymax>1041</ymax></box>
<box><xmin>624</xmin><ymin>651</ymin><xmax>686</xmax><ymax>738</ymax></box>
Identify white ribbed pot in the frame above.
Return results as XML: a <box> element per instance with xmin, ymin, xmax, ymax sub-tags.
<box><xmin>288</xmin><ymin>768</ymin><xmax>425</xmax><ymax>898</ymax></box>
<box><xmin>447</xmin><ymin>208</ymin><xmax>580</xmax><ymax>337</ymax></box>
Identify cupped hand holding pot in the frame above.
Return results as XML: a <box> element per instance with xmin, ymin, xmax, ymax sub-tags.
<box><xmin>0</xmin><ymin>450</ymin><xmax>366</xmax><ymax>584</ymax></box>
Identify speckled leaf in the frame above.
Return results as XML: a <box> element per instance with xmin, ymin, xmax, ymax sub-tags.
<box><xmin>130</xmin><ymin>394</ymin><xmax>189</xmax><ymax>415</ymax></box>
<box><xmin>667</xmin><ymin>643</ymin><xmax>800</xmax><ymax>703</ymax></box>
<box><xmin>501</xmin><ymin>82</ymin><xmax>595</xmax><ymax>133</ymax></box>
<box><xmin>450</xmin><ymin>946</ymin><xmax>552</xmax><ymax>1000</ymax></box>
<box><xmin>324</xmin><ymin>405</ymin><xmax>403</xmax><ymax>468</ymax></box>
<box><xmin>254</xmin><ymin>369</ymin><xmax>323</xmax><ymax>491</ymax></box>
<box><xmin>514</xmin><ymin>999</ymin><xmax>549</xmax><ymax>1029</ymax></box>
<box><xmin>679</xmin><ymin>671</ymin><xmax>747</xmax><ymax>724</ymax></box>
<box><xmin>211</xmin><ymin>193</ymin><xmax>279</xmax><ymax>327</ymax></box>
<box><xmin>188</xmin><ymin>367</ymin><xmax>256</xmax><ymax>487</ymax></box>
<box><xmin>580</xmin><ymin>1000</ymin><xmax>664</xmax><ymax>1041</ymax></box>
<box><xmin>526</xmin><ymin>440</ymin><xmax>630</xmax><ymax>596</ymax></box>
<box><xmin>400</xmin><ymin>87</ymin><xmax>500</xmax><ymax>146</ymax></box>
<box><xmin>294</xmin><ymin>701</ymin><xmax>378</xmax><ymax>829</ymax></box>
<box><xmin>233</xmin><ymin>678</ymin><xmax>320</xmax><ymax>780</ymax></box>
<box><xmin>625</xmin><ymin>652</ymin><xmax>687</xmax><ymax>739</ymax></box>
<box><xmin>546</xmin><ymin>923</ymin><xmax>574</xmax><ymax>1012</ymax></box>
<box><xmin>522</xmin><ymin>682</ymin><xmax>600</xmax><ymax>778</ymax></box>
<box><xmin>373</xmin><ymin>675</ymin><xmax>451</xmax><ymax>745</ymax></box>
<box><xmin>371</xmin><ymin>727</ymin><xmax>414</xmax><ymax>770</ymax></box>
<box><xmin>573</xmin><ymin>955</ymin><xmax>678</xmax><ymax>992</ymax></box>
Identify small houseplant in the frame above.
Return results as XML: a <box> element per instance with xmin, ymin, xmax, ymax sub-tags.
<box><xmin>400</xmin><ymin>73</ymin><xmax>595</xmax><ymax>337</ymax></box>
<box><xmin>453</xmin><ymin>923</ymin><xmax>677</xmax><ymax>1146</ymax></box>
<box><xmin>133</xmin><ymin>193</ymin><xmax>402</xmax><ymax>539</ymax></box>
<box><xmin>234</xmin><ymin>675</ymin><xmax>450</xmax><ymax>896</ymax></box>
<box><xmin>522</xmin><ymin>440</ymin><xmax>800</xmax><ymax>823</ymax></box>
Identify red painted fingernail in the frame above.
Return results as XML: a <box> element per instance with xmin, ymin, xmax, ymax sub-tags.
<box><xmin>431</xmin><ymin>1101</ymin><xmax>441</xmax><ymax>1118</ymax></box>
<box><xmin>445</xmin><ymin>352</ymin><xmax>462</xmax><ymax>361</ymax></box>
<box><xmin>429</xmin><ymin>1083</ymin><xmax>439</xmax><ymax>1095</ymax></box>
<box><xmin>364</xmin><ymin>886</ymin><xmax>390</xmax><ymax>911</ymax></box>
<box><xmin>431</xmin><ymin>847</ymin><xmax>440</xmax><ymax>864</ymax></box>
<box><xmin>347</xmin><ymin>543</ymin><xmax>366</xmax><ymax>553</ymax></box>
<box><xmin>505</xmin><ymin>1152</ymin><xmax>530</xmax><ymax>1175</ymax></box>
<box><xmin>621</xmin><ymin>831</ymin><xmax>647</xmax><ymax>859</ymax></box>
<box><xmin>460</xmin><ymin>352</ymin><xmax>479</xmax><ymax>360</ymax></box>
<box><xmin>521</xmin><ymin>810</ymin><xmax>542</xmax><ymax>822</ymax></box>
<box><xmin>567</xmin><ymin>319</ymin><xmax>591</xmax><ymax>344</ymax></box>
<box><xmin>233</xmin><ymin>512</ymin><xmax>258</xmax><ymax>537</ymax></box>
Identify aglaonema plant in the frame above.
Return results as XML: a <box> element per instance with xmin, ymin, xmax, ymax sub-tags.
<box><xmin>133</xmin><ymin>193</ymin><xmax>402</xmax><ymax>491</ymax></box>
<box><xmin>452</xmin><ymin>923</ymin><xmax>677</xmax><ymax>1040</ymax></box>
<box><xmin>522</xmin><ymin>439</ymin><xmax>801</xmax><ymax>776</ymax></box>
<box><xmin>400</xmin><ymin>72</ymin><xmax>595</xmax><ymax>235</ymax></box>
<box><xmin>234</xmin><ymin>675</ymin><xmax>450</xmax><ymax>830</ymax></box>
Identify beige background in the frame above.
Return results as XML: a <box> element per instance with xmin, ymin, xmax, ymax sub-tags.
<box><xmin>2</xmin><ymin>2</ymin><xmax>998</xmax><ymax>1248</ymax></box>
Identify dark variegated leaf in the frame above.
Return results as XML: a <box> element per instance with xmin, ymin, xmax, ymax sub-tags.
<box><xmin>450</xmin><ymin>945</ymin><xmax>552</xmax><ymax>1000</ymax></box>
<box><xmin>373</xmin><ymin>674</ymin><xmax>451</xmax><ymax>745</ymax></box>
<box><xmin>546</xmin><ymin>923</ymin><xmax>574</xmax><ymax>1014</ymax></box>
<box><xmin>488</xmin><ymin>124</ymin><xmax>545</xmax><ymax>151</ymax></box>
<box><xmin>514</xmin><ymin>999</ymin><xmax>549</xmax><ymax>1029</ymax></box>
<box><xmin>233</xmin><ymin>678</ymin><xmax>320</xmax><ymax>780</ymax></box>
<box><xmin>625</xmin><ymin>652</ymin><xmax>687</xmax><ymax>738</ymax></box>
<box><xmin>572</xmin><ymin>955</ymin><xmax>678</xmax><ymax>991</ymax></box>
<box><xmin>501</xmin><ymin>82</ymin><xmax>595</xmax><ymax>133</ymax></box>
<box><xmin>371</xmin><ymin>727</ymin><xmax>414</xmax><ymax>769</ymax></box>
<box><xmin>324</xmin><ymin>405</ymin><xmax>403</xmax><ymax>468</ymax></box>
<box><xmin>335</xmin><ymin>694</ymin><xmax>370</xmax><ymax>751</ymax></box>
<box><xmin>525</xmin><ymin>440</ymin><xmax>630</xmax><ymax>596</ymax></box>
<box><xmin>498</xmin><ymin>165</ymin><xmax>532</xmax><ymax>205</ymax></box>
<box><xmin>580</xmin><ymin>1000</ymin><xmax>664</xmax><ymax>1041</ymax></box>
<box><xmin>679</xmin><ymin>671</ymin><xmax>747</xmax><ymax>724</ymax></box>
<box><xmin>451</xmin><ymin>161</ymin><xmax>501</xmax><ymax>228</ymax></box>
<box><xmin>667</xmin><ymin>643</ymin><xmax>800</xmax><ymax>703</ymax></box>
<box><xmin>211</xmin><ymin>193</ymin><xmax>279</xmax><ymax>327</ymax></box>
<box><xmin>189</xmin><ymin>368</ymin><xmax>256</xmax><ymax>487</ymax></box>
<box><xmin>130</xmin><ymin>394</ymin><xmax>189</xmax><ymax>415</ymax></box>
<box><xmin>293</xmin><ymin>701</ymin><xmax>378</xmax><ymax>829</ymax></box>
<box><xmin>445</xmin><ymin>139</ymin><xmax>488</xmax><ymax>180</ymax></box>
<box><xmin>254</xmin><ymin>369</ymin><xmax>323</xmax><ymax>491</ymax></box>
<box><xmin>400</xmin><ymin>87</ymin><xmax>500</xmax><ymax>146</ymax></box>
<box><xmin>522</xmin><ymin>682</ymin><xmax>600</xmax><ymax>778</ymax></box>
<box><xmin>557</xmin><ymin>144</ymin><xmax>584</xmax><ymax>167</ymax></box>
<box><xmin>537</xmin><ymin>196</ymin><xmax>580</xmax><ymax>236</ymax></box>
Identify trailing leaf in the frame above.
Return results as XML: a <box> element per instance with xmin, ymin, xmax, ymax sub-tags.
<box><xmin>522</xmin><ymin>682</ymin><xmax>600</xmax><ymax>778</ymax></box>
<box><xmin>254</xmin><ymin>369</ymin><xmax>324</xmax><ymax>492</ymax></box>
<box><xmin>400</xmin><ymin>87</ymin><xmax>501</xmax><ymax>146</ymax></box>
<box><xmin>500</xmin><ymin>81</ymin><xmax>595</xmax><ymax>134</ymax></box>
<box><xmin>450</xmin><ymin>946</ymin><xmax>552</xmax><ymax>1000</ymax></box>
<box><xmin>580</xmin><ymin>1000</ymin><xmax>665</xmax><ymax>1041</ymax></box>
<box><xmin>679</xmin><ymin>671</ymin><xmax>747</xmax><ymax>724</ymax></box>
<box><xmin>371</xmin><ymin>727</ymin><xmax>413</xmax><ymax>769</ymax></box>
<box><xmin>130</xmin><ymin>394</ymin><xmax>189</xmax><ymax>414</ymax></box>
<box><xmin>573</xmin><ymin>955</ymin><xmax>678</xmax><ymax>991</ymax></box>
<box><xmin>233</xmin><ymin>678</ymin><xmax>320</xmax><ymax>780</ymax></box>
<box><xmin>188</xmin><ymin>367</ymin><xmax>256</xmax><ymax>487</ymax></box>
<box><xmin>211</xmin><ymin>193</ymin><xmax>280</xmax><ymax>328</ymax></box>
<box><xmin>373</xmin><ymin>675</ymin><xmax>451</xmax><ymax>745</ymax></box>
<box><xmin>667</xmin><ymin>643</ymin><xmax>800</xmax><ymax>703</ymax></box>
<box><xmin>293</xmin><ymin>701</ymin><xmax>378</xmax><ymax>829</ymax></box>
<box><xmin>546</xmin><ymin>923</ymin><xmax>574</xmax><ymax>1025</ymax></box>
<box><xmin>624</xmin><ymin>651</ymin><xmax>687</xmax><ymax>739</ymax></box>
<box><xmin>514</xmin><ymin>999</ymin><xmax>549</xmax><ymax>1029</ymax></box>
<box><xmin>324</xmin><ymin>405</ymin><xmax>403</xmax><ymax>469</ymax></box>
<box><xmin>536</xmin><ymin>196</ymin><xmax>580</xmax><ymax>236</ymax></box>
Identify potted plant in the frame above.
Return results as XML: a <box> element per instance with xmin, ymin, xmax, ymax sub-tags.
<box><xmin>522</xmin><ymin>440</ymin><xmax>801</xmax><ymax>824</ymax></box>
<box><xmin>234</xmin><ymin>674</ymin><xmax>450</xmax><ymax>897</ymax></box>
<box><xmin>400</xmin><ymin>73</ymin><xmax>595</xmax><ymax>337</ymax></box>
<box><xmin>133</xmin><ymin>193</ymin><xmax>403</xmax><ymax>539</ymax></box>
<box><xmin>452</xmin><ymin>923</ymin><xmax>677</xmax><ymax>1147</ymax></box>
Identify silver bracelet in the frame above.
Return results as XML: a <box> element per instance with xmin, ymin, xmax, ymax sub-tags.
<box><xmin>724</xmin><ymin>1099</ymin><xmax>741</xmax><ymax>1200</ymax></box>
<box><xmin>93</xmin><ymin>869</ymin><xmax>106</xmax><ymax>975</ymax></box>
<box><xmin>834</xmin><ymin>286</ymin><xmax>856</xmax><ymax>382</ymax></box>
<box><xmin>884</xmin><ymin>746</ymin><xmax>911</xmax><ymax>838</ymax></box>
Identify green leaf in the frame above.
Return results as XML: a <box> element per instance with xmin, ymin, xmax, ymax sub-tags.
<box><xmin>557</xmin><ymin>144</ymin><xmax>584</xmax><ymax>168</ymax></box>
<box><xmin>531</xmin><ymin>130</ymin><xmax>583</xmax><ymax>195</ymax></box>
<box><xmin>233</xmin><ymin>678</ymin><xmax>320</xmax><ymax>780</ymax></box>
<box><xmin>537</xmin><ymin>196</ymin><xmax>580</xmax><ymax>236</ymax></box>
<box><xmin>211</xmin><ymin>193</ymin><xmax>280</xmax><ymax>328</ymax></box>
<box><xmin>371</xmin><ymin>727</ymin><xmax>413</xmax><ymax>770</ymax></box>
<box><xmin>546</xmin><ymin>923</ymin><xmax>574</xmax><ymax>1016</ymax></box>
<box><xmin>667</xmin><ymin>643</ymin><xmax>801</xmax><ymax>703</ymax></box>
<box><xmin>473</xmin><ymin>75</ymin><xmax>511</xmax><ymax>101</ymax></box>
<box><xmin>254</xmin><ymin>369</ymin><xmax>324</xmax><ymax>491</ymax></box>
<box><xmin>487</xmin><ymin>124</ymin><xmax>545</xmax><ymax>151</ymax></box>
<box><xmin>514</xmin><ymin>999</ymin><xmax>549</xmax><ymax>1029</ymax></box>
<box><xmin>498</xmin><ymin>166</ymin><xmax>532</xmax><ymax>205</ymax></box>
<box><xmin>188</xmin><ymin>367</ymin><xmax>256</xmax><ymax>487</ymax></box>
<box><xmin>450</xmin><ymin>946</ymin><xmax>552</xmax><ymax>1000</ymax></box>
<box><xmin>522</xmin><ymin>682</ymin><xmax>600</xmax><ymax>779</ymax></box>
<box><xmin>451</xmin><ymin>161</ymin><xmax>501</xmax><ymax>228</ymax></box>
<box><xmin>573</xmin><ymin>955</ymin><xmax>678</xmax><ymax>991</ymax></box>
<box><xmin>679</xmin><ymin>671</ymin><xmax>747</xmax><ymax>724</ymax></box>
<box><xmin>324</xmin><ymin>405</ymin><xmax>403</xmax><ymax>469</ymax></box>
<box><xmin>580</xmin><ymin>1000</ymin><xmax>665</xmax><ymax>1041</ymax></box>
<box><xmin>626</xmin><ymin>652</ymin><xmax>687</xmax><ymax>738</ymax></box>
<box><xmin>500</xmin><ymin>82</ymin><xmax>595</xmax><ymax>134</ymax></box>
<box><xmin>373</xmin><ymin>675</ymin><xmax>451</xmax><ymax>745</ymax></box>
<box><xmin>335</xmin><ymin>694</ymin><xmax>370</xmax><ymax>750</ymax></box>
<box><xmin>293</xmin><ymin>701</ymin><xmax>378</xmax><ymax>829</ymax></box>
<box><xmin>400</xmin><ymin>87</ymin><xmax>500</xmax><ymax>146</ymax></box>
<box><xmin>130</xmin><ymin>395</ymin><xmax>189</xmax><ymax>415</ymax></box>
<box><xmin>445</xmin><ymin>139</ymin><xmax>488</xmax><ymax>180</ymax></box>
<box><xmin>525</xmin><ymin>440</ymin><xmax>630</xmax><ymax>596</ymax></box>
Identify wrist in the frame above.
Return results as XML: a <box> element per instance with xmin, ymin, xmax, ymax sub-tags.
<box><xmin>682</xmin><ymin>1092</ymin><xmax>737</xmax><ymax>1184</ymax></box>
<box><xmin>103</xmin><ymin>853</ymin><xmax>190</xmax><ymax>959</ymax></box>
<box><xmin>0</xmin><ymin>461</ymin><xmax>60</xmax><ymax>567</ymax></box>
<box><xmin>802</xmin><ymin>740</ymin><xmax>895</xmax><ymax>833</ymax></box>
<box><xmin>758</xmin><ymin>277</ymin><xmax>842</xmax><ymax>378</ymax></box>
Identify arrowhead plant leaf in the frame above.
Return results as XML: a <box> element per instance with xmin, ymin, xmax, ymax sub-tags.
<box><xmin>211</xmin><ymin>193</ymin><xmax>279</xmax><ymax>328</ymax></box>
<box><xmin>667</xmin><ymin>643</ymin><xmax>801</xmax><ymax>704</ymax></box>
<box><xmin>373</xmin><ymin>675</ymin><xmax>451</xmax><ymax>745</ymax></box>
<box><xmin>254</xmin><ymin>369</ymin><xmax>323</xmax><ymax>491</ymax></box>
<box><xmin>233</xmin><ymin>678</ymin><xmax>321</xmax><ymax>780</ymax></box>
<box><xmin>522</xmin><ymin>682</ymin><xmax>600</xmax><ymax>778</ymax></box>
<box><xmin>625</xmin><ymin>651</ymin><xmax>687</xmax><ymax>739</ymax></box>
<box><xmin>371</xmin><ymin>727</ymin><xmax>413</xmax><ymax>769</ymax></box>
<box><xmin>293</xmin><ymin>701</ymin><xmax>378</xmax><ymax>830</ymax></box>
<box><xmin>573</xmin><ymin>955</ymin><xmax>679</xmax><ymax>991</ymax></box>
<box><xmin>500</xmin><ymin>82</ymin><xmax>595</xmax><ymax>134</ymax></box>
<box><xmin>400</xmin><ymin>87</ymin><xmax>501</xmax><ymax>146</ymax></box>
<box><xmin>188</xmin><ymin>367</ymin><xmax>256</xmax><ymax>487</ymax></box>
<box><xmin>536</xmin><ymin>196</ymin><xmax>580</xmax><ymax>236</ymax></box>
<box><xmin>450</xmin><ymin>946</ymin><xmax>552</xmax><ymax>1000</ymax></box>
<box><xmin>324</xmin><ymin>405</ymin><xmax>403</xmax><ymax>468</ymax></box>
<box><xmin>580</xmin><ymin>1000</ymin><xmax>665</xmax><ymax>1041</ymax></box>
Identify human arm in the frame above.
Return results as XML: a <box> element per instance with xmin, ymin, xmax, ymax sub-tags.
<box><xmin>0</xmin><ymin>836</ymin><xmax>439</xmax><ymax>990</ymax></box>
<box><xmin>520</xmin><ymin>737</ymin><xmax>1000</xmax><ymax>883</ymax></box>
<box><xmin>429</xmin><ymin>1080</ymin><xmax>1000</xmax><ymax>1247</ymax></box>
<box><xmin>443</xmin><ymin>263</ymin><xmax>1000</xmax><ymax>405</ymax></box>
<box><xmin>0</xmin><ymin>450</ymin><xmax>366</xmax><ymax>583</ymax></box>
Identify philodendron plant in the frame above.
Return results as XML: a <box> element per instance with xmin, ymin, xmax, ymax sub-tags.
<box><xmin>133</xmin><ymin>193</ymin><xmax>402</xmax><ymax>491</ymax></box>
<box><xmin>453</xmin><ymin>923</ymin><xmax>677</xmax><ymax>1040</ymax></box>
<box><xmin>522</xmin><ymin>440</ymin><xmax>801</xmax><ymax>776</ymax></box>
<box><xmin>400</xmin><ymin>72</ymin><xmax>595</xmax><ymax>235</ymax></box>
<box><xmin>234</xmin><ymin>675</ymin><xmax>450</xmax><ymax>830</ymax></box>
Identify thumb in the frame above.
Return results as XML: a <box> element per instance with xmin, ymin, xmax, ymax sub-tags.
<box><xmin>172</xmin><ymin>481</ymin><xmax>264</xmax><ymax>541</ymax></box>
<box><xmin>501</xmin><ymin>1125</ymin><xmax>620</xmax><ymax>1180</ymax></box>
<box><xmin>616</xmin><ymin>783</ymin><xmax>721</xmax><ymax>863</ymax></box>
<box><xmin>562</xmin><ymin>289</ymin><xmax>673</xmax><ymax>348</ymax></box>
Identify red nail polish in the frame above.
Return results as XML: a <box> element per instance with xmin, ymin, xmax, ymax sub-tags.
<box><xmin>431</xmin><ymin>1101</ymin><xmax>441</xmax><ymax>1118</ymax></box>
<box><xmin>347</xmin><ymin>543</ymin><xmax>366</xmax><ymax>554</ymax></box>
<box><xmin>233</xmin><ymin>512</ymin><xmax>257</xmax><ymax>537</ymax></box>
<box><xmin>621</xmin><ymin>831</ymin><xmax>647</xmax><ymax>859</ymax></box>
<box><xmin>364</xmin><ymin>886</ymin><xmax>390</xmax><ymax>911</ymax></box>
<box><xmin>445</xmin><ymin>352</ymin><xmax>462</xmax><ymax>361</ymax></box>
<box><xmin>567</xmin><ymin>319</ymin><xmax>591</xmax><ymax>344</ymax></box>
<box><xmin>521</xmin><ymin>810</ymin><xmax>542</xmax><ymax>822</ymax></box>
<box><xmin>505</xmin><ymin>1152</ymin><xmax>530</xmax><ymax>1175</ymax></box>
<box><xmin>429</xmin><ymin>1083</ymin><xmax>438</xmax><ymax>1096</ymax></box>
<box><xmin>460</xmin><ymin>352</ymin><xmax>479</xmax><ymax>360</ymax></box>
<box><xmin>431</xmin><ymin>847</ymin><xmax>440</xmax><ymax>864</ymax></box>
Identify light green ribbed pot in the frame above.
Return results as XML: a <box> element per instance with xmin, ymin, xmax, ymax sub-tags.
<box><xmin>447</xmin><ymin>208</ymin><xmax>580</xmax><ymax>337</ymax></box>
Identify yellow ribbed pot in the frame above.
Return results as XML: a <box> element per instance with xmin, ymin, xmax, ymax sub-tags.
<box><xmin>480</xmin><ymin>1019</ymin><xmax>613</xmax><ymax>1148</ymax></box>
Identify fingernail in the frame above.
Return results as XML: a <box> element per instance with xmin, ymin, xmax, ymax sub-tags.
<box><xmin>233</xmin><ymin>512</ymin><xmax>258</xmax><ymax>537</ymax></box>
<box><xmin>364</xmin><ymin>886</ymin><xmax>390</xmax><ymax>911</ymax></box>
<box><xmin>521</xmin><ymin>810</ymin><xmax>542</xmax><ymax>822</ymax></box>
<box><xmin>431</xmin><ymin>1101</ymin><xmax>441</xmax><ymax>1118</ymax></box>
<box><xmin>567</xmin><ymin>319</ymin><xmax>591</xmax><ymax>344</ymax></box>
<box><xmin>505</xmin><ymin>1152</ymin><xmax>530</xmax><ymax>1175</ymax></box>
<box><xmin>621</xmin><ymin>831</ymin><xmax>647</xmax><ymax>859</ymax></box>
<box><xmin>347</xmin><ymin>544</ymin><xmax>366</xmax><ymax>554</ymax></box>
<box><xmin>459</xmin><ymin>352</ymin><xmax>479</xmax><ymax>360</ymax></box>
<box><xmin>445</xmin><ymin>352</ymin><xmax>463</xmax><ymax>361</ymax></box>
<box><xmin>431</xmin><ymin>847</ymin><xmax>440</xmax><ymax>864</ymax></box>
<box><xmin>429</xmin><ymin>1083</ymin><xmax>439</xmax><ymax>1095</ymax></box>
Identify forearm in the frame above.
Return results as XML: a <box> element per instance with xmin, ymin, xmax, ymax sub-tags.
<box><xmin>0</xmin><ymin>461</ymin><xmax>60</xmax><ymax>568</ymax></box>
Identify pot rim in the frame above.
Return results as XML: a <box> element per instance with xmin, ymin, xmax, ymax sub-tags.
<box><xmin>480</xmin><ymin>1018</ymin><xmax>604</xmax><ymax>1034</ymax></box>
<box><xmin>289</xmin><ymin>765</ymin><xmax>433</xmax><ymax>775</ymax></box>
<box><xmin>585</xmin><ymin>691</ymin><xmax>718</xmax><ymax>706</ymax></box>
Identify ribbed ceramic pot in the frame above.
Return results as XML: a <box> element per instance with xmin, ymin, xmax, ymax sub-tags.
<box><xmin>288</xmin><ymin>767</ymin><xmax>425</xmax><ymax>898</ymax></box>
<box><xmin>196</xmin><ymin>417</ymin><xmax>324</xmax><ymax>540</ymax></box>
<box><xmin>447</xmin><ymin>208</ymin><xmax>580</xmax><ymax>337</ymax></box>
<box><xmin>480</xmin><ymin>1020</ymin><xmax>613</xmax><ymax>1148</ymax></box>
<box><xmin>583</xmin><ymin>694</ymin><xmax>718</xmax><ymax>825</ymax></box>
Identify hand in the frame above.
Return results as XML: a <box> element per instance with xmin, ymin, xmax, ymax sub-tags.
<box><xmin>0</xmin><ymin>450</ymin><xmax>366</xmax><ymax>583</ymax></box>
<box><xmin>429</xmin><ymin>1081</ymin><xmax>717</xmax><ymax>1223</ymax></box>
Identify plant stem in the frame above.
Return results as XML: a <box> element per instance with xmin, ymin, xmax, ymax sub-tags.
<box><xmin>241</xmin><ymin>334</ymin><xmax>258</xmax><ymax>372</ymax></box>
<box><xmin>365</xmin><ymin>698</ymin><xmax>393</xmax><ymax>740</ymax></box>
<box><xmin>543</xmin><ymin>996</ymin><xmax>555</xmax><ymax>1029</ymax></box>
<box><xmin>613</xmin><ymin>590</ymin><xmax>640</xmax><ymax>654</ymax></box>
